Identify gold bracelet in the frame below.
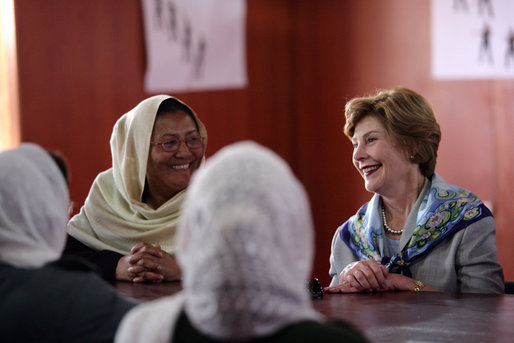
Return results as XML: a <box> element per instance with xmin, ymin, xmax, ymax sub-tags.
<box><xmin>413</xmin><ymin>280</ymin><xmax>425</xmax><ymax>292</ymax></box>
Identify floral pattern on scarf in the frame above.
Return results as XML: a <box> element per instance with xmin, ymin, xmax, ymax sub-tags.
<box><xmin>340</xmin><ymin>174</ymin><xmax>492</xmax><ymax>277</ymax></box>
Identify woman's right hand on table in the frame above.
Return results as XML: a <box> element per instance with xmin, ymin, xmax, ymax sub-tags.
<box><xmin>337</xmin><ymin>259</ymin><xmax>388</xmax><ymax>292</ymax></box>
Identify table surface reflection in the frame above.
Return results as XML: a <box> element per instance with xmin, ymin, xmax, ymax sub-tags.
<box><xmin>112</xmin><ymin>281</ymin><xmax>514</xmax><ymax>342</ymax></box>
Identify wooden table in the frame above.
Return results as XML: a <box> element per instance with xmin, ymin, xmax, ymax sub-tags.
<box><xmin>113</xmin><ymin>280</ymin><xmax>182</xmax><ymax>301</ymax></box>
<box><xmin>312</xmin><ymin>291</ymin><xmax>514</xmax><ymax>342</ymax></box>
<box><xmin>113</xmin><ymin>281</ymin><xmax>514</xmax><ymax>342</ymax></box>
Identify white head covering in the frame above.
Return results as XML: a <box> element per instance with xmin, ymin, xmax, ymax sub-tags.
<box><xmin>115</xmin><ymin>141</ymin><xmax>320</xmax><ymax>343</ymax></box>
<box><xmin>0</xmin><ymin>143</ymin><xmax>69</xmax><ymax>268</ymax></box>
<box><xmin>179</xmin><ymin>141</ymin><xmax>320</xmax><ymax>339</ymax></box>
<box><xmin>67</xmin><ymin>95</ymin><xmax>207</xmax><ymax>255</ymax></box>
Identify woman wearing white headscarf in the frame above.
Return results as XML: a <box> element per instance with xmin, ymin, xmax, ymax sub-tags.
<box><xmin>0</xmin><ymin>143</ymin><xmax>136</xmax><ymax>343</ymax></box>
<box><xmin>115</xmin><ymin>141</ymin><xmax>368</xmax><ymax>343</ymax></box>
<box><xmin>65</xmin><ymin>95</ymin><xmax>208</xmax><ymax>282</ymax></box>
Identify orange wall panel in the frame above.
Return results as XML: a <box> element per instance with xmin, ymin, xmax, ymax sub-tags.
<box><xmin>14</xmin><ymin>0</ymin><xmax>514</xmax><ymax>284</ymax></box>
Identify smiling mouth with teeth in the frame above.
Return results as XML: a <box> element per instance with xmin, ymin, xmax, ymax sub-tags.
<box><xmin>171</xmin><ymin>164</ymin><xmax>190</xmax><ymax>170</ymax></box>
<box><xmin>362</xmin><ymin>165</ymin><xmax>380</xmax><ymax>175</ymax></box>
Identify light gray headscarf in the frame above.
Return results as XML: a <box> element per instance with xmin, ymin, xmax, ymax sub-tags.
<box><xmin>115</xmin><ymin>141</ymin><xmax>321</xmax><ymax>343</ymax></box>
<box><xmin>0</xmin><ymin>143</ymin><xmax>69</xmax><ymax>268</ymax></box>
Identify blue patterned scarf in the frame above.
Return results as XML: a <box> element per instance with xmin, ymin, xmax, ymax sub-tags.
<box><xmin>340</xmin><ymin>174</ymin><xmax>492</xmax><ymax>277</ymax></box>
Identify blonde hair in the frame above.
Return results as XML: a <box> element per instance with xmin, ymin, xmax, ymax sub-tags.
<box><xmin>343</xmin><ymin>86</ymin><xmax>441</xmax><ymax>177</ymax></box>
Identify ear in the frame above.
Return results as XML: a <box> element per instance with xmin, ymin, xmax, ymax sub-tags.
<box><xmin>406</xmin><ymin>148</ymin><xmax>416</xmax><ymax>162</ymax></box>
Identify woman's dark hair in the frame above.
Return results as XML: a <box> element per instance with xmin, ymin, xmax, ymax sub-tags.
<box><xmin>156</xmin><ymin>98</ymin><xmax>199</xmax><ymax>130</ymax></box>
<box><xmin>47</xmin><ymin>150</ymin><xmax>69</xmax><ymax>183</ymax></box>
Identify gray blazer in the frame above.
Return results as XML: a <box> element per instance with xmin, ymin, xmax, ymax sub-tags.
<box><xmin>329</xmin><ymin>182</ymin><xmax>504</xmax><ymax>294</ymax></box>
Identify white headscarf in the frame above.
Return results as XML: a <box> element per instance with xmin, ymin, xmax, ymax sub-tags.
<box><xmin>115</xmin><ymin>141</ymin><xmax>321</xmax><ymax>343</ymax></box>
<box><xmin>67</xmin><ymin>95</ymin><xmax>207</xmax><ymax>255</ymax></box>
<box><xmin>0</xmin><ymin>143</ymin><xmax>69</xmax><ymax>268</ymax></box>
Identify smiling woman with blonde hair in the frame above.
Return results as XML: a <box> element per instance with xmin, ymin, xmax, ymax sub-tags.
<box><xmin>326</xmin><ymin>86</ymin><xmax>504</xmax><ymax>294</ymax></box>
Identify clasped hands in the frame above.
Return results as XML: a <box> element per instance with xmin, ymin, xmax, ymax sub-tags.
<box><xmin>116</xmin><ymin>243</ymin><xmax>181</xmax><ymax>283</ymax></box>
<box><xmin>324</xmin><ymin>259</ymin><xmax>424</xmax><ymax>293</ymax></box>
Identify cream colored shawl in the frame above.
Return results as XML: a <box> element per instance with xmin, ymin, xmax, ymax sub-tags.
<box><xmin>115</xmin><ymin>141</ymin><xmax>321</xmax><ymax>343</ymax></box>
<box><xmin>67</xmin><ymin>95</ymin><xmax>207</xmax><ymax>255</ymax></box>
<box><xmin>0</xmin><ymin>143</ymin><xmax>69</xmax><ymax>268</ymax></box>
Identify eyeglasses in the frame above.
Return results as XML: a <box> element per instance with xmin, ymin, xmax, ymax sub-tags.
<box><xmin>150</xmin><ymin>133</ymin><xmax>204</xmax><ymax>152</ymax></box>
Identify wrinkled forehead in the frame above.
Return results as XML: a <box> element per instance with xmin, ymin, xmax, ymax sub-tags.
<box><xmin>151</xmin><ymin>111</ymin><xmax>200</xmax><ymax>138</ymax></box>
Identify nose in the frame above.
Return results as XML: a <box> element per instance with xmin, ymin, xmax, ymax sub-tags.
<box><xmin>174</xmin><ymin>140</ymin><xmax>193</xmax><ymax>157</ymax></box>
<box><xmin>353</xmin><ymin>144</ymin><xmax>367</xmax><ymax>162</ymax></box>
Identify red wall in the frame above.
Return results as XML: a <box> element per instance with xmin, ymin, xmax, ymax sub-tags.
<box><xmin>14</xmin><ymin>0</ymin><xmax>514</xmax><ymax>284</ymax></box>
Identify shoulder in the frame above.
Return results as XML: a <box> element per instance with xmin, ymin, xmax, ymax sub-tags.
<box><xmin>41</xmin><ymin>258</ymin><xmax>131</xmax><ymax>307</ymax></box>
<box><xmin>270</xmin><ymin>320</ymin><xmax>369</xmax><ymax>342</ymax></box>
<box><xmin>50</xmin><ymin>255</ymin><xmax>101</xmax><ymax>272</ymax></box>
<box><xmin>0</xmin><ymin>261</ymin><xmax>135</xmax><ymax>342</ymax></box>
<box><xmin>116</xmin><ymin>293</ymin><xmax>185</xmax><ymax>343</ymax></box>
<box><xmin>89</xmin><ymin>168</ymin><xmax>116</xmax><ymax>196</ymax></box>
<box><xmin>0</xmin><ymin>258</ymin><xmax>97</xmax><ymax>284</ymax></box>
<box><xmin>172</xmin><ymin>316</ymin><xmax>369</xmax><ymax>343</ymax></box>
<box><xmin>458</xmin><ymin>216</ymin><xmax>496</xmax><ymax>245</ymax></box>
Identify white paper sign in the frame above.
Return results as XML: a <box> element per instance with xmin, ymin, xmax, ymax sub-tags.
<box><xmin>141</xmin><ymin>0</ymin><xmax>247</xmax><ymax>92</ymax></box>
<box><xmin>431</xmin><ymin>0</ymin><xmax>514</xmax><ymax>79</ymax></box>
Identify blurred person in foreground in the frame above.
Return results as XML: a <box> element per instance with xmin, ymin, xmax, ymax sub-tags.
<box><xmin>115</xmin><ymin>141</ymin><xmax>369</xmax><ymax>343</ymax></box>
<box><xmin>0</xmin><ymin>143</ymin><xmax>136</xmax><ymax>342</ymax></box>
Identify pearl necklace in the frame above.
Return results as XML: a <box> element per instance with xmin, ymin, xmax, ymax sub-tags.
<box><xmin>381</xmin><ymin>205</ymin><xmax>403</xmax><ymax>235</ymax></box>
